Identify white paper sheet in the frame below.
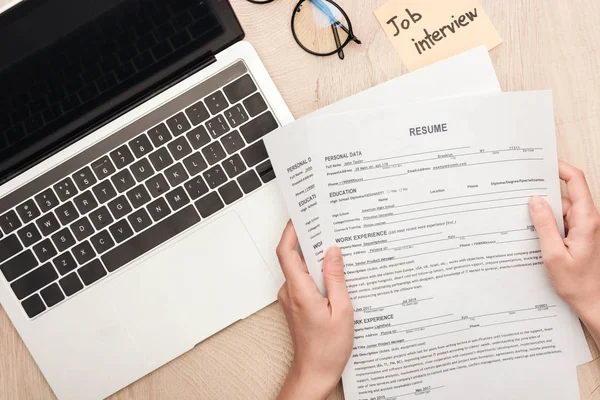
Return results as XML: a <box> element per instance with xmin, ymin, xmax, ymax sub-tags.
<box><xmin>307</xmin><ymin>92</ymin><xmax>586</xmax><ymax>399</ymax></box>
<box><xmin>265</xmin><ymin>46</ymin><xmax>500</xmax><ymax>294</ymax></box>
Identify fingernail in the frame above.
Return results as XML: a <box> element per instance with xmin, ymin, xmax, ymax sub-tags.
<box><xmin>529</xmin><ymin>196</ymin><xmax>545</xmax><ymax>212</ymax></box>
<box><xmin>326</xmin><ymin>246</ymin><xmax>343</xmax><ymax>262</ymax></box>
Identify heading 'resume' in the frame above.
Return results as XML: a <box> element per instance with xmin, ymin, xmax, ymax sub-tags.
<box><xmin>409</xmin><ymin>123</ymin><xmax>448</xmax><ymax>136</ymax></box>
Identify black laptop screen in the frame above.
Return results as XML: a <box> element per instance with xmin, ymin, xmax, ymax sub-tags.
<box><xmin>0</xmin><ymin>0</ymin><xmax>242</xmax><ymax>183</ymax></box>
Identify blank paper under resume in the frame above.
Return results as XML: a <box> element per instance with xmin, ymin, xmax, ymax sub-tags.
<box><xmin>308</xmin><ymin>92</ymin><xmax>586</xmax><ymax>399</ymax></box>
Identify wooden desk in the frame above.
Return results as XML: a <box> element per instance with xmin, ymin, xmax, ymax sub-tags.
<box><xmin>1</xmin><ymin>0</ymin><xmax>599</xmax><ymax>398</ymax></box>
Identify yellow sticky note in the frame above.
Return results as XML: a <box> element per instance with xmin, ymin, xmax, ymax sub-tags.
<box><xmin>374</xmin><ymin>0</ymin><xmax>503</xmax><ymax>71</ymax></box>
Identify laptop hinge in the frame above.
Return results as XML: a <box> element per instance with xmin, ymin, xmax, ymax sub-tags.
<box><xmin>196</xmin><ymin>51</ymin><xmax>217</xmax><ymax>72</ymax></box>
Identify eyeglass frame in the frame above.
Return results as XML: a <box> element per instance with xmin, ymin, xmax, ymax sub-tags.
<box><xmin>246</xmin><ymin>0</ymin><xmax>361</xmax><ymax>59</ymax></box>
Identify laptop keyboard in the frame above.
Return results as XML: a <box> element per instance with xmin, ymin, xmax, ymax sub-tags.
<box><xmin>0</xmin><ymin>61</ymin><xmax>279</xmax><ymax>319</ymax></box>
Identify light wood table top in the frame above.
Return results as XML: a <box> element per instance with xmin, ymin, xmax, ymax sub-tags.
<box><xmin>1</xmin><ymin>0</ymin><xmax>599</xmax><ymax>398</ymax></box>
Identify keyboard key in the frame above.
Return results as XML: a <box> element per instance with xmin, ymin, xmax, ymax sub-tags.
<box><xmin>11</xmin><ymin>263</ymin><xmax>58</xmax><ymax>300</ymax></box>
<box><xmin>0</xmin><ymin>210</ymin><xmax>21</xmax><ymax>235</ymax></box>
<box><xmin>102</xmin><ymin>205</ymin><xmax>201</xmax><ymax>273</ymax></box>
<box><xmin>0</xmin><ymin>250</ymin><xmax>37</xmax><ymax>281</ymax></box>
<box><xmin>70</xmin><ymin>217</ymin><xmax>95</xmax><ymax>241</ymax></box>
<box><xmin>91</xmin><ymin>156</ymin><xmax>116</xmax><ymax>181</ymax></box>
<box><xmin>36</xmin><ymin>213</ymin><xmax>60</xmax><ymax>236</ymax></box>
<box><xmin>128</xmin><ymin>208</ymin><xmax>152</xmax><ymax>232</ymax></box>
<box><xmin>53</xmin><ymin>252</ymin><xmax>77</xmax><ymax>275</ymax></box>
<box><xmin>201</xmin><ymin>142</ymin><xmax>227</xmax><ymax>165</ymax></box>
<box><xmin>72</xmin><ymin>241</ymin><xmax>95</xmax><ymax>265</ymax></box>
<box><xmin>108</xmin><ymin>196</ymin><xmax>133</xmax><ymax>220</ymax></box>
<box><xmin>185</xmin><ymin>101</ymin><xmax>210</xmax><ymax>125</ymax></box>
<box><xmin>204</xmin><ymin>90</ymin><xmax>229</xmax><ymax>114</ymax></box>
<box><xmin>130</xmin><ymin>158</ymin><xmax>154</xmax><ymax>182</ymax></box>
<box><xmin>145</xmin><ymin>174</ymin><xmax>169</xmax><ymax>198</ymax></box>
<box><xmin>241</xmin><ymin>140</ymin><xmax>268</xmax><ymax>167</ymax></box>
<box><xmin>164</xmin><ymin>163</ymin><xmax>189</xmax><ymax>187</ymax></box>
<box><xmin>195</xmin><ymin>192</ymin><xmax>224</xmax><ymax>218</ymax></box>
<box><xmin>219</xmin><ymin>181</ymin><xmax>243</xmax><ymax>205</ymax></box>
<box><xmin>183</xmin><ymin>152</ymin><xmax>208</xmax><ymax>176</ymax></box>
<box><xmin>166</xmin><ymin>112</ymin><xmax>191</xmax><ymax>136</ymax></box>
<box><xmin>73</xmin><ymin>190</ymin><xmax>98</xmax><ymax>215</ymax></box>
<box><xmin>224</xmin><ymin>104</ymin><xmax>249</xmax><ymax>128</ymax></box>
<box><xmin>32</xmin><ymin>239</ymin><xmax>57</xmax><ymax>263</ymax></box>
<box><xmin>109</xmin><ymin>219</ymin><xmax>134</xmax><ymax>243</ymax></box>
<box><xmin>109</xmin><ymin>145</ymin><xmax>135</xmax><ymax>169</ymax></box>
<box><xmin>34</xmin><ymin>189</ymin><xmax>59</xmax><ymax>213</ymax></box>
<box><xmin>186</xmin><ymin>126</ymin><xmax>211</xmax><ymax>149</ymax></box>
<box><xmin>239</xmin><ymin>112</ymin><xmax>278</xmax><ymax>144</ymax></box>
<box><xmin>126</xmin><ymin>185</ymin><xmax>152</xmax><ymax>209</ymax></box>
<box><xmin>238</xmin><ymin>170</ymin><xmax>262</xmax><ymax>194</ymax></box>
<box><xmin>184</xmin><ymin>176</ymin><xmax>209</xmax><ymax>200</ymax></box>
<box><xmin>89</xmin><ymin>206</ymin><xmax>114</xmax><ymax>230</ymax></box>
<box><xmin>222</xmin><ymin>154</ymin><xmax>247</xmax><ymax>178</ymax></box>
<box><xmin>51</xmin><ymin>228</ymin><xmax>76</xmax><ymax>252</ymax></box>
<box><xmin>0</xmin><ymin>234</ymin><xmax>23</xmax><ymax>267</ymax></box>
<box><xmin>22</xmin><ymin>294</ymin><xmax>46</xmax><ymax>318</ymax></box>
<box><xmin>18</xmin><ymin>223</ymin><xmax>42</xmax><ymax>247</ymax></box>
<box><xmin>92</xmin><ymin>179</ymin><xmax>117</xmax><ymax>204</ymax></box>
<box><xmin>147</xmin><ymin>197</ymin><xmax>171</xmax><ymax>222</ymax></box>
<box><xmin>147</xmin><ymin>123</ymin><xmax>172</xmax><ymax>147</ymax></box>
<box><xmin>203</xmin><ymin>165</ymin><xmax>227</xmax><ymax>189</ymax></box>
<box><xmin>55</xmin><ymin>202</ymin><xmax>79</xmax><ymax>225</ymax></box>
<box><xmin>41</xmin><ymin>283</ymin><xmax>64</xmax><ymax>307</ymax></box>
<box><xmin>257</xmin><ymin>160</ymin><xmax>276</xmax><ymax>183</ymax></box>
<box><xmin>165</xmin><ymin>186</ymin><xmax>190</xmax><ymax>211</ymax></box>
<box><xmin>224</xmin><ymin>75</ymin><xmax>257</xmax><ymax>104</ymax></box>
<box><xmin>167</xmin><ymin>137</ymin><xmax>192</xmax><ymax>161</ymax></box>
<box><xmin>111</xmin><ymin>169</ymin><xmax>136</xmax><ymax>193</ymax></box>
<box><xmin>15</xmin><ymin>199</ymin><xmax>41</xmax><ymax>224</ymax></box>
<box><xmin>221</xmin><ymin>131</ymin><xmax>246</xmax><ymax>154</ymax></box>
<box><xmin>206</xmin><ymin>115</ymin><xmax>229</xmax><ymax>139</ymax></box>
<box><xmin>243</xmin><ymin>93</ymin><xmax>268</xmax><ymax>117</ymax></box>
<box><xmin>78</xmin><ymin>259</ymin><xmax>107</xmax><ymax>286</ymax></box>
<box><xmin>0</xmin><ymin>234</ymin><xmax>23</xmax><ymax>266</ymax></box>
<box><xmin>59</xmin><ymin>272</ymin><xmax>84</xmax><ymax>296</ymax></box>
<box><xmin>72</xmin><ymin>166</ymin><xmax>97</xmax><ymax>191</ymax></box>
<box><xmin>90</xmin><ymin>230</ymin><xmax>115</xmax><ymax>254</ymax></box>
<box><xmin>129</xmin><ymin>134</ymin><xmax>153</xmax><ymax>158</ymax></box>
<box><xmin>53</xmin><ymin>177</ymin><xmax>78</xmax><ymax>202</ymax></box>
<box><xmin>148</xmin><ymin>147</ymin><xmax>174</xmax><ymax>171</ymax></box>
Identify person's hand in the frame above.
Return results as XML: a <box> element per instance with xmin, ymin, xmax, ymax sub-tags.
<box><xmin>528</xmin><ymin>161</ymin><xmax>600</xmax><ymax>345</ymax></box>
<box><xmin>276</xmin><ymin>221</ymin><xmax>354</xmax><ymax>400</ymax></box>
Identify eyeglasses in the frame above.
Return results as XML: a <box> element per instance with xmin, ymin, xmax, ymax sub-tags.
<box><xmin>246</xmin><ymin>0</ymin><xmax>361</xmax><ymax>60</ymax></box>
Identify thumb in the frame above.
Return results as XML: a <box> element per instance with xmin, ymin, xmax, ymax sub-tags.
<box><xmin>528</xmin><ymin>196</ymin><xmax>568</xmax><ymax>265</ymax></box>
<box><xmin>323</xmin><ymin>246</ymin><xmax>350</xmax><ymax>308</ymax></box>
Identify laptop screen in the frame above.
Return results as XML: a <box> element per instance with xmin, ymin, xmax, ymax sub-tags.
<box><xmin>0</xmin><ymin>0</ymin><xmax>242</xmax><ymax>183</ymax></box>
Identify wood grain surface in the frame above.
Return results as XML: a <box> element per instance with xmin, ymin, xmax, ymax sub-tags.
<box><xmin>1</xmin><ymin>0</ymin><xmax>599</xmax><ymax>399</ymax></box>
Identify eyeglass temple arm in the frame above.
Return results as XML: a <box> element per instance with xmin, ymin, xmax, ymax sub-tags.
<box><xmin>310</xmin><ymin>0</ymin><xmax>362</xmax><ymax>44</ymax></box>
<box><xmin>331</xmin><ymin>24</ymin><xmax>345</xmax><ymax>60</ymax></box>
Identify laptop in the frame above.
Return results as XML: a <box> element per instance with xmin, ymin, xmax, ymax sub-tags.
<box><xmin>0</xmin><ymin>1</ymin><xmax>293</xmax><ymax>399</ymax></box>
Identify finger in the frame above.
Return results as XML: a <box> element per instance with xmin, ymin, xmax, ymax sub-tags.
<box><xmin>276</xmin><ymin>220</ymin><xmax>308</xmax><ymax>281</ymax></box>
<box><xmin>323</xmin><ymin>246</ymin><xmax>351</xmax><ymax>310</ymax></box>
<box><xmin>561</xmin><ymin>196</ymin><xmax>572</xmax><ymax>217</ymax></box>
<box><xmin>277</xmin><ymin>282</ymin><xmax>289</xmax><ymax>305</ymax></box>
<box><xmin>529</xmin><ymin>196</ymin><xmax>569</xmax><ymax>265</ymax></box>
<box><xmin>559</xmin><ymin>161</ymin><xmax>595</xmax><ymax>209</ymax></box>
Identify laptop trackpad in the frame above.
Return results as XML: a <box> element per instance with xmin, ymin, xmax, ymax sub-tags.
<box><xmin>106</xmin><ymin>211</ymin><xmax>280</xmax><ymax>367</ymax></box>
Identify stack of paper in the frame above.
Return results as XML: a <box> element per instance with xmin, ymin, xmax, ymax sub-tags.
<box><xmin>264</xmin><ymin>47</ymin><xmax>591</xmax><ymax>400</ymax></box>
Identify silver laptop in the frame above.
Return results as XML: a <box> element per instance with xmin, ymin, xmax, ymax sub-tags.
<box><xmin>0</xmin><ymin>1</ymin><xmax>293</xmax><ymax>399</ymax></box>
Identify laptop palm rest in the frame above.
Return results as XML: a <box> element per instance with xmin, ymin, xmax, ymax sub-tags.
<box><xmin>85</xmin><ymin>211</ymin><xmax>280</xmax><ymax>395</ymax></box>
